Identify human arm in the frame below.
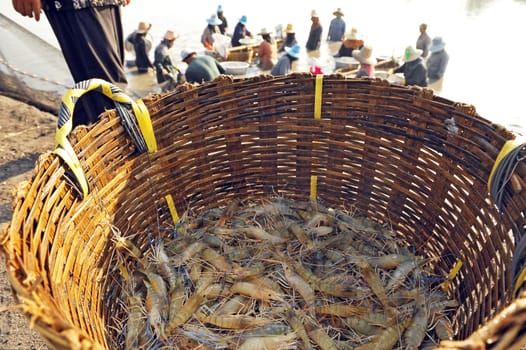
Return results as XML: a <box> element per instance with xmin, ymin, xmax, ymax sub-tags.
<box><xmin>393</xmin><ymin>63</ymin><xmax>404</xmax><ymax>74</ymax></box>
<box><xmin>215</xmin><ymin>60</ymin><xmax>226</xmax><ymax>74</ymax></box>
<box><xmin>12</xmin><ymin>0</ymin><xmax>42</xmax><ymax>21</ymax></box>
<box><xmin>246</xmin><ymin>28</ymin><xmax>253</xmax><ymax>38</ymax></box>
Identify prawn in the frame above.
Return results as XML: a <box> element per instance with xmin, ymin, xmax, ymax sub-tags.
<box><xmin>433</xmin><ymin>315</ymin><xmax>454</xmax><ymax>340</ymax></box>
<box><xmin>354</xmin><ymin>319</ymin><xmax>410</xmax><ymax>350</ymax></box>
<box><xmin>280</xmin><ymin>261</ymin><xmax>316</xmax><ymax>311</ymax></box>
<box><xmin>125</xmin><ymin>294</ymin><xmax>148</xmax><ymax>350</ymax></box>
<box><xmin>169</xmin><ymin>241</ymin><xmax>208</xmax><ymax>266</ymax></box>
<box><xmin>238</xmin><ymin>332</ymin><xmax>298</xmax><ymax>350</ymax></box>
<box><xmin>167</xmin><ymin>276</ymin><xmax>186</xmax><ymax>329</ymax></box>
<box><xmin>315</xmin><ymin>303</ymin><xmax>369</xmax><ymax>318</ymax></box>
<box><xmin>230</xmin><ymin>281</ymin><xmax>284</xmax><ymax>302</ymax></box>
<box><xmin>137</xmin><ymin>269</ymin><xmax>169</xmax><ymax>312</ymax></box>
<box><xmin>385</xmin><ymin>256</ymin><xmax>426</xmax><ymax>292</ymax></box>
<box><xmin>214</xmin><ymin>295</ymin><xmax>250</xmax><ymax>315</ymax></box>
<box><xmin>404</xmin><ymin>298</ymin><xmax>429</xmax><ymax>350</ymax></box>
<box><xmin>275</xmin><ymin>250</ymin><xmax>321</xmax><ymax>287</ymax></box>
<box><xmin>308</xmin><ymin>225</ymin><xmax>334</xmax><ymax>237</ymax></box>
<box><xmin>304</xmin><ymin>211</ymin><xmax>336</xmax><ymax>229</ymax></box>
<box><xmin>348</xmin><ymin>254</ymin><xmax>412</xmax><ymax>270</ymax></box>
<box><xmin>231</xmin><ymin>261</ymin><xmax>266</xmax><ymax>280</ymax></box>
<box><xmin>165</xmin><ymin>279</ymin><xmax>214</xmax><ymax>332</ymax></box>
<box><xmin>143</xmin><ymin>280</ymin><xmax>168</xmax><ymax>342</ymax></box>
<box><xmin>216</xmin><ymin>197</ymin><xmax>241</xmax><ymax>226</ymax></box>
<box><xmin>306</xmin><ymin>326</ymin><xmax>341</xmax><ymax>350</ymax></box>
<box><xmin>150</xmin><ymin>240</ymin><xmax>178</xmax><ymax>293</ymax></box>
<box><xmin>287</xmin><ymin>221</ymin><xmax>315</xmax><ymax>249</ymax></box>
<box><xmin>238</xmin><ymin>323</ymin><xmax>292</xmax><ymax>338</ymax></box>
<box><xmin>195</xmin><ymin>312</ymin><xmax>273</xmax><ymax>329</ymax></box>
<box><xmin>285</xmin><ymin>308</ymin><xmax>313</xmax><ymax>350</ymax></box>
<box><xmin>357</xmin><ymin>258</ymin><xmax>391</xmax><ymax>310</ymax></box>
<box><xmin>111</xmin><ymin>226</ymin><xmax>143</xmax><ymax>261</ymax></box>
<box><xmin>344</xmin><ymin>316</ymin><xmax>383</xmax><ymax>336</ymax></box>
<box><xmin>200</xmin><ymin>246</ymin><xmax>232</xmax><ymax>272</ymax></box>
<box><xmin>241</xmin><ymin>225</ymin><xmax>286</xmax><ymax>244</ymax></box>
<box><xmin>316</xmin><ymin>274</ymin><xmax>359</xmax><ymax>298</ymax></box>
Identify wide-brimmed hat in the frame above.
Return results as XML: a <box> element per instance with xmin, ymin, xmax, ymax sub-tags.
<box><xmin>284</xmin><ymin>23</ymin><xmax>295</xmax><ymax>34</ymax></box>
<box><xmin>352</xmin><ymin>45</ymin><xmax>376</xmax><ymax>65</ymax></box>
<box><xmin>207</xmin><ymin>14</ymin><xmax>222</xmax><ymax>26</ymax></box>
<box><xmin>258</xmin><ymin>28</ymin><xmax>272</xmax><ymax>36</ymax></box>
<box><xmin>180</xmin><ymin>48</ymin><xmax>196</xmax><ymax>61</ymax></box>
<box><xmin>239</xmin><ymin>15</ymin><xmax>247</xmax><ymax>25</ymax></box>
<box><xmin>136</xmin><ymin>21</ymin><xmax>152</xmax><ymax>34</ymax></box>
<box><xmin>163</xmin><ymin>30</ymin><xmax>178</xmax><ymax>41</ymax></box>
<box><xmin>345</xmin><ymin>28</ymin><xmax>359</xmax><ymax>40</ymax></box>
<box><xmin>333</xmin><ymin>8</ymin><xmax>344</xmax><ymax>16</ymax></box>
<box><xmin>285</xmin><ymin>44</ymin><xmax>301</xmax><ymax>58</ymax></box>
<box><xmin>311</xmin><ymin>10</ymin><xmax>319</xmax><ymax>18</ymax></box>
<box><xmin>404</xmin><ymin>45</ymin><xmax>423</xmax><ymax>62</ymax></box>
<box><xmin>429</xmin><ymin>36</ymin><xmax>446</xmax><ymax>53</ymax></box>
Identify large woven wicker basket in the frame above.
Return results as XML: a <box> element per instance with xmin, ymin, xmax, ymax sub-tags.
<box><xmin>2</xmin><ymin>73</ymin><xmax>526</xmax><ymax>349</ymax></box>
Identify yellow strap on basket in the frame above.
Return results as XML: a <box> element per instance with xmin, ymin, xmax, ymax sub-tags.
<box><xmin>314</xmin><ymin>74</ymin><xmax>323</xmax><ymax>120</ymax></box>
<box><xmin>54</xmin><ymin>78</ymin><xmax>156</xmax><ymax>198</ymax></box>
<box><xmin>440</xmin><ymin>258</ymin><xmax>462</xmax><ymax>292</ymax></box>
<box><xmin>165</xmin><ymin>194</ymin><xmax>179</xmax><ymax>225</ymax></box>
<box><xmin>310</xmin><ymin>75</ymin><xmax>324</xmax><ymax>201</ymax></box>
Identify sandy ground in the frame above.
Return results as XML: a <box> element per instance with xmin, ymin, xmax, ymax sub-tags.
<box><xmin>0</xmin><ymin>94</ymin><xmax>56</xmax><ymax>349</ymax></box>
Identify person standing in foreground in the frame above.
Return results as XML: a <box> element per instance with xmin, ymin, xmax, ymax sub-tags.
<box><xmin>271</xmin><ymin>44</ymin><xmax>301</xmax><ymax>76</ymax></box>
<box><xmin>393</xmin><ymin>46</ymin><xmax>427</xmax><ymax>87</ymax></box>
<box><xmin>181</xmin><ymin>49</ymin><xmax>226</xmax><ymax>84</ymax></box>
<box><xmin>12</xmin><ymin>0</ymin><xmax>131</xmax><ymax>127</ymax></box>
<box><xmin>306</xmin><ymin>10</ymin><xmax>323</xmax><ymax>53</ymax></box>
<box><xmin>416</xmin><ymin>23</ymin><xmax>431</xmax><ymax>59</ymax></box>
<box><xmin>426</xmin><ymin>36</ymin><xmax>449</xmax><ymax>91</ymax></box>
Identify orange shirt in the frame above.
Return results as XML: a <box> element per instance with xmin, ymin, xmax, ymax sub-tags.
<box><xmin>258</xmin><ymin>40</ymin><xmax>278</xmax><ymax>70</ymax></box>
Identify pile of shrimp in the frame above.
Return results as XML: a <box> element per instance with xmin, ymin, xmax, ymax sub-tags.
<box><xmin>112</xmin><ymin>197</ymin><xmax>458</xmax><ymax>349</ymax></box>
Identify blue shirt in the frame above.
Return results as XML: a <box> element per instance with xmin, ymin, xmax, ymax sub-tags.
<box><xmin>231</xmin><ymin>22</ymin><xmax>252</xmax><ymax>47</ymax></box>
<box><xmin>327</xmin><ymin>17</ymin><xmax>346</xmax><ymax>42</ymax></box>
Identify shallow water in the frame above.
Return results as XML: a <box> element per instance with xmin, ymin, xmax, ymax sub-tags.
<box><xmin>1</xmin><ymin>0</ymin><xmax>525</xmax><ymax>130</ymax></box>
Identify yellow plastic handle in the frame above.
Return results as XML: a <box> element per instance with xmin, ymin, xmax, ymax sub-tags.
<box><xmin>488</xmin><ymin>136</ymin><xmax>526</xmax><ymax>194</ymax></box>
<box><xmin>54</xmin><ymin>78</ymin><xmax>156</xmax><ymax>198</ymax></box>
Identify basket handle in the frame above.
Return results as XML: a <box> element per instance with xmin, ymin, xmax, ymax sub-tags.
<box><xmin>488</xmin><ymin>136</ymin><xmax>526</xmax><ymax>211</ymax></box>
<box><xmin>54</xmin><ymin>78</ymin><xmax>157</xmax><ymax>198</ymax></box>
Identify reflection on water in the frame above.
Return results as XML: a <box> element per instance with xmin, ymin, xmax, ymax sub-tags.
<box><xmin>0</xmin><ymin>0</ymin><xmax>525</xmax><ymax>129</ymax></box>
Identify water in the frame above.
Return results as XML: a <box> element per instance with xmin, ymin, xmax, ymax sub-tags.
<box><xmin>1</xmin><ymin>0</ymin><xmax>525</xmax><ymax>129</ymax></box>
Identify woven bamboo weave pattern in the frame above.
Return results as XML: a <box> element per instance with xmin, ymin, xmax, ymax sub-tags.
<box><xmin>1</xmin><ymin>73</ymin><xmax>525</xmax><ymax>349</ymax></box>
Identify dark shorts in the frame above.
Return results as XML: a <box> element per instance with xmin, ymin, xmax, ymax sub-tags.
<box><xmin>45</xmin><ymin>6</ymin><xmax>127</xmax><ymax>126</ymax></box>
